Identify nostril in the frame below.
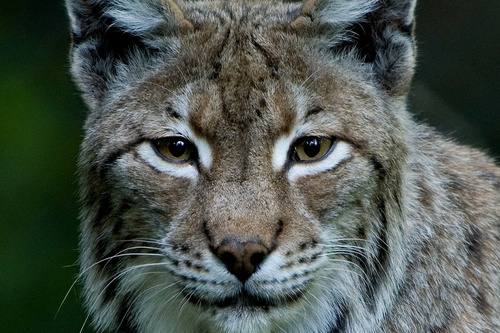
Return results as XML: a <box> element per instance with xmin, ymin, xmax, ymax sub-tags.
<box><xmin>250</xmin><ymin>252</ymin><xmax>265</xmax><ymax>267</ymax></box>
<box><xmin>216</xmin><ymin>239</ymin><xmax>269</xmax><ymax>283</ymax></box>
<box><xmin>219</xmin><ymin>252</ymin><xmax>237</xmax><ymax>268</ymax></box>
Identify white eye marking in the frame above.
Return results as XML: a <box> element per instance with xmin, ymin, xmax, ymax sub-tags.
<box><xmin>172</xmin><ymin>84</ymin><xmax>193</xmax><ymax>120</ymax></box>
<box><xmin>137</xmin><ymin>122</ymin><xmax>212</xmax><ymax>178</ymax></box>
<box><xmin>156</xmin><ymin>122</ymin><xmax>213</xmax><ymax>171</ymax></box>
<box><xmin>273</xmin><ymin>135</ymin><xmax>295</xmax><ymax>171</ymax></box>
<box><xmin>195</xmin><ymin>137</ymin><xmax>212</xmax><ymax>170</ymax></box>
<box><xmin>137</xmin><ymin>142</ymin><xmax>198</xmax><ymax>180</ymax></box>
<box><xmin>272</xmin><ymin>124</ymin><xmax>315</xmax><ymax>171</ymax></box>
<box><xmin>288</xmin><ymin>140</ymin><xmax>351</xmax><ymax>182</ymax></box>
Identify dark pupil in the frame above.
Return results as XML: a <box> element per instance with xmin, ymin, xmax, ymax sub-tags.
<box><xmin>168</xmin><ymin>140</ymin><xmax>187</xmax><ymax>157</ymax></box>
<box><xmin>303</xmin><ymin>138</ymin><xmax>320</xmax><ymax>157</ymax></box>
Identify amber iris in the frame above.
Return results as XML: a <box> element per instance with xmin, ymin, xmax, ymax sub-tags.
<box><xmin>294</xmin><ymin>137</ymin><xmax>333</xmax><ymax>162</ymax></box>
<box><xmin>153</xmin><ymin>137</ymin><xmax>194</xmax><ymax>162</ymax></box>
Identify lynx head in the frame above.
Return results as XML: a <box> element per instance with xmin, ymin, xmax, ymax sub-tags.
<box><xmin>67</xmin><ymin>0</ymin><xmax>417</xmax><ymax>331</ymax></box>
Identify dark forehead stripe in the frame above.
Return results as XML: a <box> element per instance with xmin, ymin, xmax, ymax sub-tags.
<box><xmin>251</xmin><ymin>38</ymin><xmax>280</xmax><ymax>79</ymax></box>
<box><xmin>209</xmin><ymin>29</ymin><xmax>231</xmax><ymax>81</ymax></box>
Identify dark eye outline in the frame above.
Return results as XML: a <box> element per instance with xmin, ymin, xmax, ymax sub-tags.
<box><xmin>151</xmin><ymin>136</ymin><xmax>198</xmax><ymax>163</ymax></box>
<box><xmin>291</xmin><ymin>136</ymin><xmax>336</xmax><ymax>163</ymax></box>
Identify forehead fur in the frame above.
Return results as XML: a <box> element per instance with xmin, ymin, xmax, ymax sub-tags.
<box><xmin>76</xmin><ymin>0</ymin><xmax>414</xmax><ymax>173</ymax></box>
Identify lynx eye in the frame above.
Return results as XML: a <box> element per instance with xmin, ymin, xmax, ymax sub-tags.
<box><xmin>153</xmin><ymin>137</ymin><xmax>195</xmax><ymax>162</ymax></box>
<box><xmin>293</xmin><ymin>137</ymin><xmax>334</xmax><ymax>162</ymax></box>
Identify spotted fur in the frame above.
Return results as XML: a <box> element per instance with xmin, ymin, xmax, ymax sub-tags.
<box><xmin>66</xmin><ymin>0</ymin><xmax>500</xmax><ymax>332</ymax></box>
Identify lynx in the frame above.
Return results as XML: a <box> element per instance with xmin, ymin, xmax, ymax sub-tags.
<box><xmin>66</xmin><ymin>0</ymin><xmax>500</xmax><ymax>332</ymax></box>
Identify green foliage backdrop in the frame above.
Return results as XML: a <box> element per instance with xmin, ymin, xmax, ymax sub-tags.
<box><xmin>0</xmin><ymin>1</ymin><xmax>498</xmax><ymax>332</ymax></box>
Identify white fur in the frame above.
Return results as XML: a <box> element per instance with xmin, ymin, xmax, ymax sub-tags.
<box><xmin>314</xmin><ymin>0</ymin><xmax>378</xmax><ymax>26</ymax></box>
<box><xmin>137</xmin><ymin>141</ymin><xmax>199</xmax><ymax>180</ymax></box>
<box><xmin>288</xmin><ymin>140</ymin><xmax>351</xmax><ymax>182</ymax></box>
<box><xmin>172</xmin><ymin>84</ymin><xmax>193</xmax><ymax>120</ymax></box>
<box><xmin>272</xmin><ymin>135</ymin><xmax>294</xmax><ymax>171</ymax></box>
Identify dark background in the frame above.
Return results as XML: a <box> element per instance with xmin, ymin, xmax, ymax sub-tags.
<box><xmin>1</xmin><ymin>1</ymin><xmax>498</xmax><ymax>332</ymax></box>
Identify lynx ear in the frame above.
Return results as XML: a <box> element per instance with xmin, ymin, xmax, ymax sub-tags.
<box><xmin>66</xmin><ymin>0</ymin><xmax>193</xmax><ymax>108</ymax></box>
<box><xmin>293</xmin><ymin>0</ymin><xmax>417</xmax><ymax>96</ymax></box>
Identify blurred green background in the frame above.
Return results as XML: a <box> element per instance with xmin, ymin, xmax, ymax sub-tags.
<box><xmin>0</xmin><ymin>1</ymin><xmax>498</xmax><ymax>332</ymax></box>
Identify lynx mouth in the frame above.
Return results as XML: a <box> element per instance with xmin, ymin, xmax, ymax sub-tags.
<box><xmin>184</xmin><ymin>287</ymin><xmax>305</xmax><ymax>309</ymax></box>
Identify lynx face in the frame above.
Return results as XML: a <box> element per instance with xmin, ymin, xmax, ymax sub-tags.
<box><xmin>67</xmin><ymin>0</ymin><xmax>500</xmax><ymax>332</ymax></box>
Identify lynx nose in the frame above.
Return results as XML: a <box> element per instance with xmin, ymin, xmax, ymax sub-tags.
<box><xmin>216</xmin><ymin>239</ymin><xmax>269</xmax><ymax>283</ymax></box>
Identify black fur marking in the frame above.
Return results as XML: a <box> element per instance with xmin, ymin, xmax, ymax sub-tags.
<box><xmin>101</xmin><ymin>273</ymin><xmax>121</xmax><ymax>306</ymax></box>
<box><xmin>210</xmin><ymin>61</ymin><xmax>222</xmax><ymax>80</ymax></box>
<box><xmin>359</xmin><ymin>198</ymin><xmax>390</xmax><ymax>313</ymax></box>
<box><xmin>76</xmin><ymin>0</ymin><xmax>157</xmax><ymax>59</ymax></box>
<box><xmin>111</xmin><ymin>201</ymin><xmax>134</xmax><ymax>236</ymax></box>
<box><xmin>96</xmin><ymin>138</ymin><xmax>148</xmax><ymax>180</ymax></box>
<box><xmin>117</xmin><ymin>294</ymin><xmax>139</xmax><ymax>333</ymax></box>
<box><xmin>480</xmin><ymin>172</ymin><xmax>500</xmax><ymax>189</ymax></box>
<box><xmin>96</xmin><ymin>236</ymin><xmax>143</xmax><ymax>303</ymax></box>
<box><xmin>466</xmin><ymin>226</ymin><xmax>483</xmax><ymax>261</ymax></box>
<box><xmin>166</xmin><ymin>104</ymin><xmax>183</xmax><ymax>120</ymax></box>
<box><xmin>92</xmin><ymin>193</ymin><xmax>113</xmax><ymax>229</ymax></box>
<box><xmin>401</xmin><ymin>22</ymin><xmax>414</xmax><ymax>36</ymax></box>
<box><xmin>254</xmin><ymin>108</ymin><xmax>262</xmax><ymax>118</ymax></box>
<box><xmin>329</xmin><ymin>301</ymin><xmax>349</xmax><ymax>332</ymax></box>
<box><xmin>97</xmin><ymin>25</ymin><xmax>153</xmax><ymax>65</ymax></box>
<box><xmin>72</xmin><ymin>32</ymin><xmax>84</xmax><ymax>44</ymax></box>
<box><xmin>332</xmin><ymin>22</ymin><xmax>377</xmax><ymax>64</ymax></box>
<box><xmin>203</xmin><ymin>220</ymin><xmax>214</xmax><ymax>250</ymax></box>
<box><xmin>475</xmin><ymin>288</ymin><xmax>492</xmax><ymax>316</ymax></box>
<box><xmin>430</xmin><ymin>325</ymin><xmax>447</xmax><ymax>333</ymax></box>
<box><xmin>369</xmin><ymin>155</ymin><xmax>386</xmax><ymax>179</ymax></box>
<box><xmin>305</xmin><ymin>106</ymin><xmax>324</xmax><ymax>118</ymax></box>
<box><xmin>251</xmin><ymin>39</ymin><xmax>279</xmax><ymax>78</ymax></box>
<box><xmin>270</xmin><ymin>220</ymin><xmax>284</xmax><ymax>251</ymax></box>
<box><xmin>103</xmin><ymin>139</ymin><xmax>146</xmax><ymax>169</ymax></box>
<box><xmin>209</xmin><ymin>29</ymin><xmax>231</xmax><ymax>80</ymax></box>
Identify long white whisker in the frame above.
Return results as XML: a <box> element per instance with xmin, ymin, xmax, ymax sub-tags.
<box><xmin>114</xmin><ymin>271</ymin><xmax>177</xmax><ymax>332</ymax></box>
<box><xmin>57</xmin><ymin>249</ymin><xmax>164</xmax><ymax>319</ymax></box>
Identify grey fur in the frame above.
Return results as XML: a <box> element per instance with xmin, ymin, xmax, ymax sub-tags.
<box><xmin>67</xmin><ymin>0</ymin><xmax>500</xmax><ymax>332</ymax></box>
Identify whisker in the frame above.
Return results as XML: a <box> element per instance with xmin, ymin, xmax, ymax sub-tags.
<box><xmin>114</xmin><ymin>272</ymin><xmax>178</xmax><ymax>332</ymax></box>
<box><xmin>116</xmin><ymin>238</ymin><xmax>167</xmax><ymax>246</ymax></box>
<box><xmin>57</xmin><ymin>250</ymin><xmax>164</xmax><ymax>318</ymax></box>
<box><xmin>298</xmin><ymin>66</ymin><xmax>325</xmax><ymax>90</ymax></box>
<box><xmin>88</xmin><ymin>262</ymin><xmax>168</xmax><ymax>324</ymax></box>
<box><xmin>79</xmin><ymin>310</ymin><xmax>91</xmax><ymax>333</ymax></box>
<box><xmin>177</xmin><ymin>284</ymin><xmax>203</xmax><ymax>320</ymax></box>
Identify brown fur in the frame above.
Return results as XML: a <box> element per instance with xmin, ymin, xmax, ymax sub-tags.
<box><xmin>66</xmin><ymin>0</ymin><xmax>500</xmax><ymax>332</ymax></box>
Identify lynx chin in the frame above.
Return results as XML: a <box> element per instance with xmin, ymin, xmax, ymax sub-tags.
<box><xmin>66</xmin><ymin>0</ymin><xmax>500</xmax><ymax>332</ymax></box>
